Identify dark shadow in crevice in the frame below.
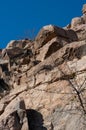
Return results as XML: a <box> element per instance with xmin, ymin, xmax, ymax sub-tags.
<box><xmin>0</xmin><ymin>78</ymin><xmax>10</xmax><ymax>93</ymax></box>
<box><xmin>26</xmin><ymin>109</ymin><xmax>47</xmax><ymax>130</ymax></box>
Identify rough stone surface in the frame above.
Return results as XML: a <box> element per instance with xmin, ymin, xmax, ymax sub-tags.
<box><xmin>66</xmin><ymin>5</ymin><xmax>86</xmax><ymax>41</ymax></box>
<box><xmin>71</xmin><ymin>17</ymin><xmax>84</xmax><ymax>29</ymax></box>
<box><xmin>0</xmin><ymin>98</ymin><xmax>29</xmax><ymax>130</ymax></box>
<box><xmin>36</xmin><ymin>37</ymin><xmax>67</xmax><ymax>61</ymax></box>
<box><xmin>34</xmin><ymin>25</ymin><xmax>78</xmax><ymax>49</ymax></box>
<box><xmin>82</xmin><ymin>4</ymin><xmax>86</xmax><ymax>14</ymax></box>
<box><xmin>6</xmin><ymin>40</ymin><xmax>32</xmax><ymax>49</ymax></box>
<box><xmin>67</xmin><ymin>22</ymin><xmax>86</xmax><ymax>40</ymax></box>
<box><xmin>0</xmin><ymin>4</ymin><xmax>86</xmax><ymax>130</ymax></box>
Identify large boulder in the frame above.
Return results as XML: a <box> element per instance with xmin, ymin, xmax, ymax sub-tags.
<box><xmin>2</xmin><ymin>47</ymin><xmax>24</xmax><ymax>61</ymax></box>
<box><xmin>34</xmin><ymin>25</ymin><xmax>78</xmax><ymax>49</ymax></box>
<box><xmin>73</xmin><ymin>24</ymin><xmax>86</xmax><ymax>41</ymax></box>
<box><xmin>2</xmin><ymin>47</ymin><xmax>33</xmax><ymax>62</ymax></box>
<box><xmin>36</xmin><ymin>37</ymin><xmax>68</xmax><ymax>61</ymax></box>
<box><xmin>71</xmin><ymin>17</ymin><xmax>84</xmax><ymax>29</ymax></box>
<box><xmin>77</xmin><ymin>24</ymin><xmax>86</xmax><ymax>40</ymax></box>
<box><xmin>6</xmin><ymin>39</ymin><xmax>31</xmax><ymax>49</ymax></box>
<box><xmin>66</xmin><ymin>4</ymin><xmax>86</xmax><ymax>41</ymax></box>
<box><xmin>0</xmin><ymin>98</ymin><xmax>29</xmax><ymax>130</ymax></box>
<box><xmin>68</xmin><ymin>16</ymin><xmax>86</xmax><ymax>41</ymax></box>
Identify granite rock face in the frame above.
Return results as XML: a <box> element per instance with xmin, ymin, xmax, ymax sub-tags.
<box><xmin>0</xmin><ymin>4</ymin><xmax>86</xmax><ymax>130</ymax></box>
<box><xmin>0</xmin><ymin>98</ymin><xmax>29</xmax><ymax>130</ymax></box>
<box><xmin>66</xmin><ymin>4</ymin><xmax>86</xmax><ymax>41</ymax></box>
<box><xmin>35</xmin><ymin>25</ymin><xmax>78</xmax><ymax>49</ymax></box>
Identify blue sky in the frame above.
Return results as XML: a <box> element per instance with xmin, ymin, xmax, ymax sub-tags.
<box><xmin>0</xmin><ymin>0</ymin><xmax>85</xmax><ymax>48</ymax></box>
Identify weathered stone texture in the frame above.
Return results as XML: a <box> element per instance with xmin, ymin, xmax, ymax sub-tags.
<box><xmin>0</xmin><ymin>4</ymin><xmax>86</xmax><ymax>130</ymax></box>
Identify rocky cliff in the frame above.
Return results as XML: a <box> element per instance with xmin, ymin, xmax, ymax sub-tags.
<box><xmin>0</xmin><ymin>4</ymin><xmax>86</xmax><ymax>130</ymax></box>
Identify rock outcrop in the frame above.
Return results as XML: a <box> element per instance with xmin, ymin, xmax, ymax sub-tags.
<box><xmin>0</xmin><ymin>4</ymin><xmax>86</xmax><ymax>130</ymax></box>
<box><xmin>66</xmin><ymin>4</ymin><xmax>86</xmax><ymax>41</ymax></box>
<box><xmin>35</xmin><ymin>25</ymin><xmax>78</xmax><ymax>49</ymax></box>
<box><xmin>82</xmin><ymin>4</ymin><xmax>86</xmax><ymax>14</ymax></box>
